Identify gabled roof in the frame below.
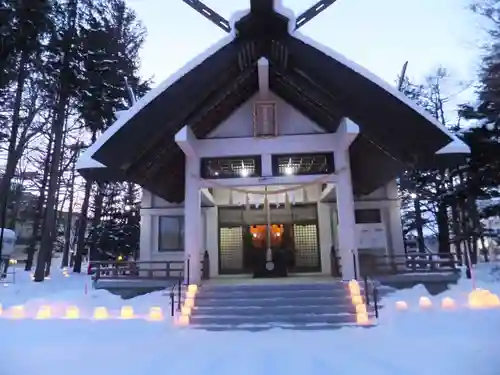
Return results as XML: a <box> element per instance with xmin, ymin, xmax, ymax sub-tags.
<box><xmin>77</xmin><ymin>0</ymin><xmax>469</xmax><ymax>202</ymax></box>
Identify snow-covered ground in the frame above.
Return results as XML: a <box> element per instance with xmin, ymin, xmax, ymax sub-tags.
<box><xmin>0</xmin><ymin>265</ymin><xmax>499</xmax><ymax>375</ymax></box>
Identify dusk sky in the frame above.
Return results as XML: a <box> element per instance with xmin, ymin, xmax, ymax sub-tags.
<box><xmin>126</xmin><ymin>0</ymin><xmax>485</xmax><ymax>114</ymax></box>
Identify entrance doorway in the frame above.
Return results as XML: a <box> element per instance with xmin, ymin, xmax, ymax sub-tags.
<box><xmin>246</xmin><ymin>224</ymin><xmax>288</xmax><ymax>278</ymax></box>
<box><xmin>218</xmin><ymin>205</ymin><xmax>321</xmax><ymax>275</ymax></box>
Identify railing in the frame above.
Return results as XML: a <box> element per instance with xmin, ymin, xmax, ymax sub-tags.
<box><xmin>363</xmin><ymin>274</ymin><xmax>379</xmax><ymax>319</ymax></box>
<box><xmin>352</xmin><ymin>250</ymin><xmax>358</xmax><ymax>280</ymax></box>
<box><xmin>169</xmin><ymin>277</ymin><xmax>182</xmax><ymax>317</ymax></box>
<box><xmin>366</xmin><ymin>253</ymin><xmax>459</xmax><ymax>275</ymax></box>
<box><xmin>89</xmin><ymin>253</ymin><xmax>210</xmax><ymax>318</ymax></box>
<box><xmin>331</xmin><ymin>250</ymin><xmax>459</xmax><ymax>278</ymax></box>
<box><xmin>91</xmin><ymin>260</ymin><xmax>184</xmax><ymax>282</ymax></box>
<box><xmin>169</xmin><ymin>252</ymin><xmax>209</xmax><ymax>317</ymax></box>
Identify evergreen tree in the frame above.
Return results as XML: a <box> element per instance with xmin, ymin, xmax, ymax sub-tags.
<box><xmin>34</xmin><ymin>0</ymin><xmax>81</xmax><ymax>281</ymax></box>
<box><xmin>458</xmin><ymin>1</ymin><xmax>500</xmax><ymax>239</ymax></box>
<box><xmin>72</xmin><ymin>0</ymin><xmax>149</xmax><ymax>272</ymax></box>
<box><xmin>88</xmin><ymin>182</ymin><xmax>140</xmax><ymax>260</ymax></box>
<box><xmin>0</xmin><ymin>0</ymin><xmax>54</xmax><ymax>261</ymax></box>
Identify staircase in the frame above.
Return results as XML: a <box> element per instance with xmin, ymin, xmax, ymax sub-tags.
<box><xmin>188</xmin><ymin>280</ymin><xmax>375</xmax><ymax>331</ymax></box>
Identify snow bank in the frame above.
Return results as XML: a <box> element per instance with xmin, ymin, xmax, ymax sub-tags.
<box><xmin>0</xmin><ymin>263</ymin><xmax>499</xmax><ymax>375</ymax></box>
<box><xmin>1</xmin><ymin>265</ymin><xmax>172</xmax><ymax>321</ymax></box>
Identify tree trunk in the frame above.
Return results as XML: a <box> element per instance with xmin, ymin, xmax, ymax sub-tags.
<box><xmin>467</xmin><ymin>196</ymin><xmax>482</xmax><ymax>265</ymax></box>
<box><xmin>466</xmin><ymin>211</ymin><xmax>478</xmax><ymax>265</ymax></box>
<box><xmin>25</xmin><ymin>132</ymin><xmax>53</xmax><ymax>271</ymax></box>
<box><xmin>44</xmin><ymin>169</ymin><xmax>66</xmax><ymax>277</ymax></box>
<box><xmin>414</xmin><ymin>197</ymin><xmax>426</xmax><ymax>253</ymax></box>
<box><xmin>0</xmin><ymin>49</ymin><xmax>30</xmax><ymax>258</ymax></box>
<box><xmin>450</xmin><ymin>201</ymin><xmax>462</xmax><ymax>265</ymax></box>
<box><xmin>458</xmin><ymin>197</ymin><xmax>473</xmax><ymax>277</ymax></box>
<box><xmin>88</xmin><ymin>182</ymin><xmax>104</xmax><ymax>261</ymax></box>
<box><xmin>436</xmin><ymin>200</ymin><xmax>450</xmax><ymax>253</ymax></box>
<box><xmin>44</xmin><ymin>132</ymin><xmax>69</xmax><ymax>276</ymax></box>
<box><xmin>72</xmin><ymin>132</ymin><xmax>96</xmax><ymax>273</ymax></box>
<box><xmin>72</xmin><ymin>179</ymin><xmax>92</xmax><ymax>273</ymax></box>
<box><xmin>33</xmin><ymin>0</ymin><xmax>79</xmax><ymax>282</ymax></box>
<box><xmin>7</xmin><ymin>184</ymin><xmax>24</xmax><ymax>229</ymax></box>
<box><xmin>61</xmin><ymin>152</ymin><xmax>77</xmax><ymax>268</ymax></box>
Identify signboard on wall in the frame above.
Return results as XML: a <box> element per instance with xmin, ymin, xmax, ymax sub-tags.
<box><xmin>355</xmin><ymin>224</ymin><xmax>387</xmax><ymax>250</ymax></box>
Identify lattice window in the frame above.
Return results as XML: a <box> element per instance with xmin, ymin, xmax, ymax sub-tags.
<box><xmin>293</xmin><ymin>224</ymin><xmax>320</xmax><ymax>269</ymax></box>
<box><xmin>253</xmin><ymin>101</ymin><xmax>278</xmax><ymax>137</ymax></box>
<box><xmin>219</xmin><ymin>227</ymin><xmax>244</xmax><ymax>271</ymax></box>
<box><xmin>273</xmin><ymin>153</ymin><xmax>334</xmax><ymax>176</ymax></box>
<box><xmin>201</xmin><ymin>156</ymin><xmax>261</xmax><ymax>179</ymax></box>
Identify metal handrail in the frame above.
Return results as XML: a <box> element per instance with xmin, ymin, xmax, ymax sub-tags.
<box><xmin>169</xmin><ymin>277</ymin><xmax>183</xmax><ymax>317</ymax></box>
<box><xmin>352</xmin><ymin>250</ymin><xmax>358</xmax><ymax>280</ymax></box>
<box><xmin>362</xmin><ymin>274</ymin><xmax>379</xmax><ymax>319</ymax></box>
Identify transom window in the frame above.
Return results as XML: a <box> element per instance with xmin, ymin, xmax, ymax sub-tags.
<box><xmin>201</xmin><ymin>156</ymin><xmax>261</xmax><ymax>179</ymax></box>
<box><xmin>272</xmin><ymin>153</ymin><xmax>334</xmax><ymax>176</ymax></box>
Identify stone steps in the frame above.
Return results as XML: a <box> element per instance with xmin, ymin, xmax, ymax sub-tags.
<box><xmin>193</xmin><ymin>323</ymin><xmax>369</xmax><ymax>332</ymax></box>
<box><xmin>194</xmin><ymin>303</ymin><xmax>359</xmax><ymax>315</ymax></box>
<box><xmin>189</xmin><ymin>280</ymin><xmax>375</xmax><ymax>331</ymax></box>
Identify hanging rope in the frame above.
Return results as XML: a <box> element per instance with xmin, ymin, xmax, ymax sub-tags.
<box><xmin>195</xmin><ymin>167</ymin><xmax>346</xmax><ymax>196</ymax></box>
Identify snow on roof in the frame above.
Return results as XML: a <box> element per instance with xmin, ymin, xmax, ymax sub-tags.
<box><xmin>273</xmin><ymin>0</ymin><xmax>470</xmax><ymax>156</ymax></box>
<box><xmin>77</xmin><ymin>0</ymin><xmax>469</xmax><ymax>173</ymax></box>
<box><xmin>76</xmin><ymin>8</ymin><xmax>251</xmax><ymax>172</ymax></box>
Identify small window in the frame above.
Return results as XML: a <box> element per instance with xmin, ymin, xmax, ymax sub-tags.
<box><xmin>201</xmin><ymin>156</ymin><xmax>261</xmax><ymax>179</ymax></box>
<box><xmin>158</xmin><ymin>216</ymin><xmax>184</xmax><ymax>252</ymax></box>
<box><xmin>355</xmin><ymin>209</ymin><xmax>381</xmax><ymax>224</ymax></box>
<box><xmin>272</xmin><ymin>153</ymin><xmax>334</xmax><ymax>176</ymax></box>
<box><xmin>253</xmin><ymin>101</ymin><xmax>277</xmax><ymax>137</ymax></box>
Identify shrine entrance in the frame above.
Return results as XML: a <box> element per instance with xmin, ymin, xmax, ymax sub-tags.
<box><xmin>218</xmin><ymin>205</ymin><xmax>321</xmax><ymax>276</ymax></box>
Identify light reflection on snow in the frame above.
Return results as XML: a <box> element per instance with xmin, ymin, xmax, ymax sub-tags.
<box><xmin>0</xmin><ymin>263</ymin><xmax>498</xmax><ymax>375</ymax></box>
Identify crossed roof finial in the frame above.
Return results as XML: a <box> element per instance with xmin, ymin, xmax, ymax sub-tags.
<box><xmin>181</xmin><ymin>0</ymin><xmax>339</xmax><ymax>34</ymax></box>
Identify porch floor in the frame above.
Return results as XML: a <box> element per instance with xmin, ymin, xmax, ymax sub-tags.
<box><xmin>203</xmin><ymin>273</ymin><xmax>340</xmax><ymax>286</ymax></box>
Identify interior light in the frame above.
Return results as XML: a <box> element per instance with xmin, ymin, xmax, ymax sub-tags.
<box><xmin>240</xmin><ymin>168</ymin><xmax>249</xmax><ymax>177</ymax></box>
<box><xmin>284</xmin><ymin>166</ymin><xmax>293</xmax><ymax>175</ymax></box>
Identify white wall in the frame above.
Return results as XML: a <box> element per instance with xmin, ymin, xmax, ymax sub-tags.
<box><xmin>140</xmin><ymin>189</ymin><xmax>197</xmax><ymax>263</ymax></box>
<box><xmin>140</xmin><ymin>179</ymin><xmax>405</xmax><ymax>276</ymax></box>
<box><xmin>328</xmin><ymin>180</ymin><xmax>405</xmax><ymax>257</ymax></box>
<box><xmin>206</xmin><ymin>92</ymin><xmax>325</xmax><ymax>139</ymax></box>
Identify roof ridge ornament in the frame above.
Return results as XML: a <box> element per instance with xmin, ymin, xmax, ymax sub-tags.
<box><xmin>181</xmin><ymin>0</ymin><xmax>231</xmax><ymax>33</ymax></box>
<box><xmin>181</xmin><ymin>0</ymin><xmax>340</xmax><ymax>35</ymax></box>
<box><xmin>294</xmin><ymin>0</ymin><xmax>338</xmax><ymax>30</ymax></box>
